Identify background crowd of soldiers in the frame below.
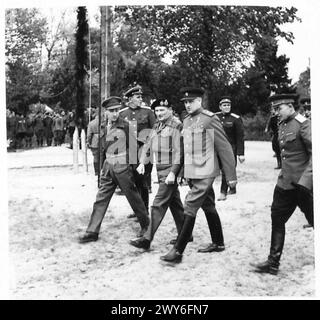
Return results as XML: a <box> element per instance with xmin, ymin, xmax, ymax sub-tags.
<box><xmin>6</xmin><ymin>108</ymin><xmax>87</xmax><ymax>151</ymax></box>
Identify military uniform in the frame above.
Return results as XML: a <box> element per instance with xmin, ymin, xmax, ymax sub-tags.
<box><xmin>267</xmin><ymin>114</ymin><xmax>281</xmax><ymax>169</ymax></box>
<box><xmin>120</xmin><ymin>86</ymin><xmax>156</xmax><ymax>211</ymax></box>
<box><xmin>34</xmin><ymin>113</ymin><xmax>45</xmax><ymax>147</ymax></box>
<box><xmin>252</xmin><ymin>94</ymin><xmax>313</xmax><ymax>275</ymax></box>
<box><xmin>25</xmin><ymin>114</ymin><xmax>34</xmax><ymax>148</ymax></box>
<box><xmin>87</xmin><ymin>116</ymin><xmax>106</xmax><ymax>175</ymax></box>
<box><xmin>43</xmin><ymin>113</ymin><xmax>54</xmax><ymax>146</ymax></box>
<box><xmin>80</xmin><ymin>97</ymin><xmax>149</xmax><ymax>243</ymax></box>
<box><xmin>15</xmin><ymin>115</ymin><xmax>27</xmax><ymax>149</ymax></box>
<box><xmin>53</xmin><ymin>114</ymin><xmax>64</xmax><ymax>146</ymax></box>
<box><xmin>161</xmin><ymin>87</ymin><xmax>237</xmax><ymax>263</ymax></box>
<box><xmin>130</xmin><ymin>100</ymin><xmax>185</xmax><ymax>249</ymax></box>
<box><xmin>215</xmin><ymin>105</ymin><xmax>244</xmax><ymax>195</ymax></box>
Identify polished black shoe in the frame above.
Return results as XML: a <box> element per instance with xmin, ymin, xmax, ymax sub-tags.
<box><xmin>79</xmin><ymin>232</ymin><xmax>98</xmax><ymax>244</ymax></box>
<box><xmin>160</xmin><ymin>248</ymin><xmax>183</xmax><ymax>263</ymax></box>
<box><xmin>127</xmin><ymin>213</ymin><xmax>137</xmax><ymax>219</ymax></box>
<box><xmin>197</xmin><ymin>243</ymin><xmax>225</xmax><ymax>253</ymax></box>
<box><xmin>129</xmin><ymin>237</ymin><xmax>150</xmax><ymax>250</ymax></box>
<box><xmin>169</xmin><ymin>236</ymin><xmax>193</xmax><ymax>245</ymax></box>
<box><xmin>250</xmin><ymin>260</ymin><xmax>279</xmax><ymax>275</ymax></box>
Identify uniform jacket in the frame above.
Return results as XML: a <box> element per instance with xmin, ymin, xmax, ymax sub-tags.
<box><xmin>87</xmin><ymin>117</ymin><xmax>106</xmax><ymax>149</ymax></box>
<box><xmin>53</xmin><ymin>116</ymin><xmax>64</xmax><ymax>131</ymax></box>
<box><xmin>183</xmin><ymin>108</ymin><xmax>237</xmax><ymax>180</ymax></box>
<box><xmin>215</xmin><ymin>111</ymin><xmax>245</xmax><ymax>155</ymax></box>
<box><xmin>16</xmin><ymin>116</ymin><xmax>27</xmax><ymax>133</ymax></box>
<box><xmin>33</xmin><ymin>114</ymin><xmax>44</xmax><ymax>132</ymax></box>
<box><xmin>277</xmin><ymin>112</ymin><xmax>312</xmax><ymax>191</ymax></box>
<box><xmin>140</xmin><ymin>115</ymin><xmax>183</xmax><ymax>181</ymax></box>
<box><xmin>119</xmin><ymin>105</ymin><xmax>156</xmax><ymax>144</ymax></box>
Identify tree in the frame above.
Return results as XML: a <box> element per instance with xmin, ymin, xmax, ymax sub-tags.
<box><xmin>295</xmin><ymin>67</ymin><xmax>310</xmax><ymax>99</ymax></box>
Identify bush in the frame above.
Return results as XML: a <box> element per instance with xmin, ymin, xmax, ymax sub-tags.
<box><xmin>242</xmin><ymin>111</ymin><xmax>271</xmax><ymax>141</ymax></box>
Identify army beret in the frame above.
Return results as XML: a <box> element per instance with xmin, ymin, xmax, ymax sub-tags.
<box><xmin>268</xmin><ymin>94</ymin><xmax>299</xmax><ymax>107</ymax></box>
<box><xmin>180</xmin><ymin>87</ymin><xmax>204</xmax><ymax>101</ymax></box>
<box><xmin>219</xmin><ymin>96</ymin><xmax>232</xmax><ymax>104</ymax></box>
<box><xmin>150</xmin><ymin>98</ymin><xmax>170</xmax><ymax>110</ymax></box>
<box><xmin>102</xmin><ymin>96</ymin><xmax>122</xmax><ymax>110</ymax></box>
<box><xmin>123</xmin><ymin>85</ymin><xmax>143</xmax><ymax>98</ymax></box>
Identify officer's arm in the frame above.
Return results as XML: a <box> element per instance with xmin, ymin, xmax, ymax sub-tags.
<box><xmin>298</xmin><ymin>120</ymin><xmax>313</xmax><ymax>191</ymax></box>
<box><xmin>235</xmin><ymin>117</ymin><xmax>245</xmax><ymax>155</ymax></box>
<box><xmin>170</xmin><ymin>123</ymin><xmax>184</xmax><ymax>175</ymax></box>
<box><xmin>209</xmin><ymin>118</ymin><xmax>237</xmax><ymax>182</ymax></box>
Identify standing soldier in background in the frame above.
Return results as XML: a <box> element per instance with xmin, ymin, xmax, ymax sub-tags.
<box><xmin>25</xmin><ymin>113</ymin><xmax>34</xmax><ymax>148</ymax></box>
<box><xmin>120</xmin><ymin>85</ymin><xmax>156</xmax><ymax>217</ymax></box>
<box><xmin>265</xmin><ymin>106</ymin><xmax>282</xmax><ymax>169</ymax></box>
<box><xmin>87</xmin><ymin>106</ymin><xmax>106</xmax><ymax>176</ymax></box>
<box><xmin>79</xmin><ymin>97</ymin><xmax>150</xmax><ymax>244</ymax></box>
<box><xmin>161</xmin><ymin>87</ymin><xmax>237</xmax><ymax>263</ymax></box>
<box><xmin>66</xmin><ymin>110</ymin><xmax>76</xmax><ymax>149</ymax></box>
<box><xmin>251</xmin><ymin>94</ymin><xmax>313</xmax><ymax>275</ymax></box>
<box><xmin>43</xmin><ymin>112</ymin><xmax>54</xmax><ymax>147</ymax></box>
<box><xmin>53</xmin><ymin>112</ymin><xmax>64</xmax><ymax>146</ymax></box>
<box><xmin>299</xmin><ymin>97</ymin><xmax>311</xmax><ymax>120</ymax></box>
<box><xmin>34</xmin><ymin>111</ymin><xmax>45</xmax><ymax>147</ymax></box>
<box><xmin>6</xmin><ymin>110</ymin><xmax>17</xmax><ymax>151</ymax></box>
<box><xmin>129</xmin><ymin>98</ymin><xmax>185</xmax><ymax>250</ymax></box>
<box><xmin>215</xmin><ymin>96</ymin><xmax>245</xmax><ymax>201</ymax></box>
<box><xmin>15</xmin><ymin>114</ymin><xmax>27</xmax><ymax>149</ymax></box>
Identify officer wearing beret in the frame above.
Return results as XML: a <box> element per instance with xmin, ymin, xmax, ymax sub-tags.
<box><xmin>161</xmin><ymin>87</ymin><xmax>237</xmax><ymax>263</ymax></box>
<box><xmin>79</xmin><ymin>96</ymin><xmax>150</xmax><ymax>243</ymax></box>
<box><xmin>251</xmin><ymin>93</ymin><xmax>313</xmax><ymax>275</ymax></box>
<box><xmin>129</xmin><ymin>98</ymin><xmax>186</xmax><ymax>250</ymax></box>
<box><xmin>215</xmin><ymin>96</ymin><xmax>245</xmax><ymax>200</ymax></box>
<box><xmin>120</xmin><ymin>85</ymin><xmax>156</xmax><ymax>217</ymax></box>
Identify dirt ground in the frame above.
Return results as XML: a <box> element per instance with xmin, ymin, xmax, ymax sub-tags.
<box><xmin>7</xmin><ymin>141</ymin><xmax>314</xmax><ymax>299</ymax></box>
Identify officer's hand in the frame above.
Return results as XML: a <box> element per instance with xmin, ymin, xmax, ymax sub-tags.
<box><xmin>227</xmin><ymin>180</ymin><xmax>237</xmax><ymax>189</ymax></box>
<box><xmin>165</xmin><ymin>172</ymin><xmax>175</xmax><ymax>185</ymax></box>
<box><xmin>238</xmin><ymin>155</ymin><xmax>245</xmax><ymax>163</ymax></box>
<box><xmin>136</xmin><ymin>163</ymin><xmax>145</xmax><ymax>175</ymax></box>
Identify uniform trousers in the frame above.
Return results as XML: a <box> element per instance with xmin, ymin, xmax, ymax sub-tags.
<box><xmin>144</xmin><ymin>180</ymin><xmax>184</xmax><ymax>242</ymax></box>
<box><xmin>184</xmin><ymin>177</ymin><xmax>224</xmax><ymax>246</ymax></box>
<box><xmin>268</xmin><ymin>185</ymin><xmax>314</xmax><ymax>263</ymax></box>
<box><xmin>86</xmin><ymin>162</ymin><xmax>149</xmax><ymax>234</ymax></box>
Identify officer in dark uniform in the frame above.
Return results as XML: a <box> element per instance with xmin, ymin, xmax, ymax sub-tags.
<box><xmin>120</xmin><ymin>85</ymin><xmax>156</xmax><ymax>216</ymax></box>
<box><xmin>129</xmin><ymin>98</ymin><xmax>185</xmax><ymax>250</ymax></box>
<box><xmin>34</xmin><ymin>111</ymin><xmax>45</xmax><ymax>147</ymax></box>
<box><xmin>79</xmin><ymin>96</ymin><xmax>150</xmax><ymax>243</ymax></box>
<box><xmin>43</xmin><ymin>112</ymin><xmax>54</xmax><ymax>147</ymax></box>
<box><xmin>265</xmin><ymin>106</ymin><xmax>282</xmax><ymax>169</ymax></box>
<box><xmin>161</xmin><ymin>87</ymin><xmax>237</xmax><ymax>263</ymax></box>
<box><xmin>251</xmin><ymin>94</ymin><xmax>313</xmax><ymax>275</ymax></box>
<box><xmin>215</xmin><ymin>96</ymin><xmax>245</xmax><ymax>200</ymax></box>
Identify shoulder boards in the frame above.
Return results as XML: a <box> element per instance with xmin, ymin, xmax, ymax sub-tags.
<box><xmin>184</xmin><ymin>113</ymin><xmax>191</xmax><ymax>119</ymax></box>
<box><xmin>214</xmin><ymin>111</ymin><xmax>222</xmax><ymax>115</ymax></box>
<box><xmin>295</xmin><ymin>113</ymin><xmax>307</xmax><ymax>123</ymax></box>
<box><xmin>141</xmin><ymin>106</ymin><xmax>151</xmax><ymax>109</ymax></box>
<box><xmin>119</xmin><ymin>107</ymin><xmax>128</xmax><ymax>112</ymax></box>
<box><xmin>201</xmin><ymin>109</ymin><xmax>214</xmax><ymax>117</ymax></box>
<box><xmin>231</xmin><ymin>113</ymin><xmax>240</xmax><ymax>119</ymax></box>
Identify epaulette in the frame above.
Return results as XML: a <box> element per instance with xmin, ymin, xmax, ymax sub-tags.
<box><xmin>119</xmin><ymin>107</ymin><xmax>129</xmax><ymax>112</ymax></box>
<box><xmin>214</xmin><ymin>111</ymin><xmax>222</xmax><ymax>115</ymax></box>
<box><xmin>184</xmin><ymin>113</ymin><xmax>191</xmax><ymax>119</ymax></box>
<box><xmin>231</xmin><ymin>113</ymin><xmax>240</xmax><ymax>119</ymax></box>
<box><xmin>295</xmin><ymin>113</ymin><xmax>307</xmax><ymax>123</ymax></box>
<box><xmin>201</xmin><ymin>109</ymin><xmax>214</xmax><ymax>117</ymax></box>
<box><xmin>141</xmin><ymin>106</ymin><xmax>151</xmax><ymax>110</ymax></box>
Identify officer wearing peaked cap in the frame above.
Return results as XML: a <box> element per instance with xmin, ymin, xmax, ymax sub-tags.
<box><xmin>251</xmin><ymin>93</ymin><xmax>313</xmax><ymax>275</ymax></box>
<box><xmin>79</xmin><ymin>96</ymin><xmax>150</xmax><ymax>244</ymax></box>
<box><xmin>161</xmin><ymin>87</ymin><xmax>237</xmax><ymax>263</ymax></box>
<box><xmin>120</xmin><ymin>85</ymin><xmax>156</xmax><ymax>216</ymax></box>
<box><xmin>215</xmin><ymin>96</ymin><xmax>245</xmax><ymax>200</ymax></box>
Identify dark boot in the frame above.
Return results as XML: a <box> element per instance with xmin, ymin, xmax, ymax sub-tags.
<box><xmin>129</xmin><ymin>237</ymin><xmax>150</xmax><ymax>250</ymax></box>
<box><xmin>79</xmin><ymin>232</ymin><xmax>98</xmax><ymax>244</ymax></box>
<box><xmin>251</xmin><ymin>229</ymin><xmax>284</xmax><ymax>275</ymax></box>
<box><xmin>160</xmin><ymin>247</ymin><xmax>183</xmax><ymax>263</ymax></box>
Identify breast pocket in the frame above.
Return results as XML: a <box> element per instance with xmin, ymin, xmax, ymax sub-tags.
<box><xmin>285</xmin><ymin>133</ymin><xmax>296</xmax><ymax>143</ymax></box>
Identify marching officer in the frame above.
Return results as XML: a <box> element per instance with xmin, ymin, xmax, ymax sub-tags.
<box><xmin>129</xmin><ymin>98</ymin><xmax>186</xmax><ymax>250</ymax></box>
<box><xmin>251</xmin><ymin>94</ymin><xmax>313</xmax><ymax>275</ymax></box>
<box><xmin>215</xmin><ymin>96</ymin><xmax>245</xmax><ymax>200</ymax></box>
<box><xmin>120</xmin><ymin>85</ymin><xmax>156</xmax><ymax>216</ymax></box>
<box><xmin>86</xmin><ymin>107</ymin><xmax>107</xmax><ymax>176</ymax></box>
<box><xmin>79</xmin><ymin>96</ymin><xmax>150</xmax><ymax>243</ymax></box>
<box><xmin>161</xmin><ymin>87</ymin><xmax>237</xmax><ymax>263</ymax></box>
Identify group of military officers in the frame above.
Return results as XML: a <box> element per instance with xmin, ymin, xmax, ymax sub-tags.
<box><xmin>79</xmin><ymin>85</ymin><xmax>313</xmax><ymax>275</ymax></box>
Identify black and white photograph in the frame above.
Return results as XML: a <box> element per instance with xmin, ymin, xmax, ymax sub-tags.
<box><xmin>1</xmin><ymin>0</ymin><xmax>319</xmax><ymax>300</ymax></box>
